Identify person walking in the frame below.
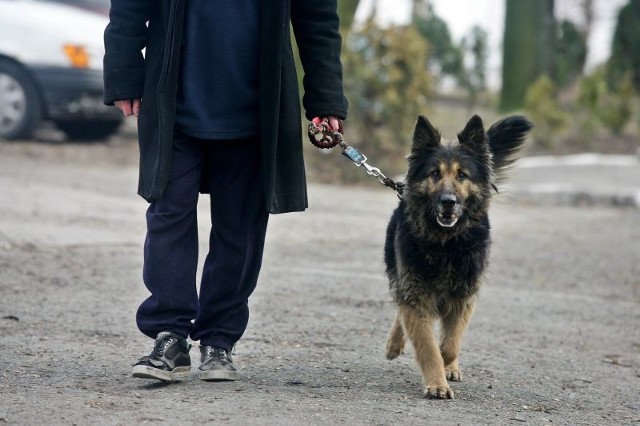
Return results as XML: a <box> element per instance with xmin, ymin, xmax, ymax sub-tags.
<box><xmin>103</xmin><ymin>0</ymin><xmax>348</xmax><ymax>382</ymax></box>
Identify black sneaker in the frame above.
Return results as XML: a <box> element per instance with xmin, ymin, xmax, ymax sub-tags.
<box><xmin>198</xmin><ymin>346</ymin><xmax>240</xmax><ymax>381</ymax></box>
<box><xmin>131</xmin><ymin>331</ymin><xmax>192</xmax><ymax>381</ymax></box>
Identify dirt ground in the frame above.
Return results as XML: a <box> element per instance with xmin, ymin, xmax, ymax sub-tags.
<box><xmin>0</xmin><ymin>131</ymin><xmax>639</xmax><ymax>425</ymax></box>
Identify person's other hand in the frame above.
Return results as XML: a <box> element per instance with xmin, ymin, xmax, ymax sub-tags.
<box><xmin>115</xmin><ymin>99</ymin><xmax>142</xmax><ymax>117</ymax></box>
<box><xmin>312</xmin><ymin>116</ymin><xmax>342</xmax><ymax>132</ymax></box>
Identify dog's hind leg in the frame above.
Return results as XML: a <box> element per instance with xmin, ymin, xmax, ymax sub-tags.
<box><xmin>386</xmin><ymin>310</ymin><xmax>406</xmax><ymax>360</ymax></box>
<box><xmin>440</xmin><ymin>298</ymin><xmax>475</xmax><ymax>382</ymax></box>
<box><xmin>399</xmin><ymin>304</ymin><xmax>453</xmax><ymax>399</ymax></box>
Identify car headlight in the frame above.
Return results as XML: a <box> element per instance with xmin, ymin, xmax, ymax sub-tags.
<box><xmin>63</xmin><ymin>44</ymin><xmax>90</xmax><ymax>68</ymax></box>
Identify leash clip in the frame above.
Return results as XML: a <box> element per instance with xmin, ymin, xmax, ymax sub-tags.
<box><xmin>307</xmin><ymin>121</ymin><xmax>404</xmax><ymax>199</ymax></box>
<box><xmin>341</xmin><ymin>144</ymin><xmax>367</xmax><ymax>166</ymax></box>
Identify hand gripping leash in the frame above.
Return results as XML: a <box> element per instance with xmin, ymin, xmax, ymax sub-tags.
<box><xmin>307</xmin><ymin>122</ymin><xmax>404</xmax><ymax>198</ymax></box>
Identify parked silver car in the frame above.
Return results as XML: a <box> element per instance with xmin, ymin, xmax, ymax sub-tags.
<box><xmin>47</xmin><ymin>0</ymin><xmax>109</xmax><ymax>15</ymax></box>
<box><xmin>0</xmin><ymin>0</ymin><xmax>122</xmax><ymax>140</ymax></box>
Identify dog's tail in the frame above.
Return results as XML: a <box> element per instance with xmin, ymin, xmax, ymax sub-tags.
<box><xmin>487</xmin><ymin>116</ymin><xmax>533</xmax><ymax>185</ymax></box>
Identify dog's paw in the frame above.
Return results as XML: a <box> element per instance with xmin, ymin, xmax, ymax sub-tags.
<box><xmin>385</xmin><ymin>343</ymin><xmax>403</xmax><ymax>360</ymax></box>
<box><xmin>385</xmin><ymin>347</ymin><xmax>402</xmax><ymax>360</ymax></box>
<box><xmin>446</xmin><ymin>368</ymin><xmax>462</xmax><ymax>382</ymax></box>
<box><xmin>424</xmin><ymin>385</ymin><xmax>454</xmax><ymax>399</ymax></box>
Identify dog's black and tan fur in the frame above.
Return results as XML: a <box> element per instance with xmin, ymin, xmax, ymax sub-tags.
<box><xmin>384</xmin><ymin>114</ymin><xmax>532</xmax><ymax>399</ymax></box>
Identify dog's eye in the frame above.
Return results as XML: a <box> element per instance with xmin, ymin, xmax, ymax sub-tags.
<box><xmin>430</xmin><ymin>170</ymin><xmax>441</xmax><ymax>179</ymax></box>
<box><xmin>457</xmin><ymin>171</ymin><xmax>468</xmax><ymax>180</ymax></box>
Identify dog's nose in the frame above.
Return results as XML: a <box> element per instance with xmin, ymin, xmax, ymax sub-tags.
<box><xmin>440</xmin><ymin>194</ymin><xmax>457</xmax><ymax>207</ymax></box>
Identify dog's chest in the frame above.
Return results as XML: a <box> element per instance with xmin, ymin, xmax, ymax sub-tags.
<box><xmin>424</xmin><ymin>249</ymin><xmax>472</xmax><ymax>288</ymax></box>
<box><xmin>399</xmin><ymin>235</ymin><xmax>488</xmax><ymax>301</ymax></box>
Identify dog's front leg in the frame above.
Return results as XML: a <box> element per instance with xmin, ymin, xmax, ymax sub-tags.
<box><xmin>440</xmin><ymin>298</ymin><xmax>475</xmax><ymax>382</ymax></box>
<box><xmin>399</xmin><ymin>304</ymin><xmax>453</xmax><ymax>399</ymax></box>
<box><xmin>386</xmin><ymin>311</ymin><xmax>406</xmax><ymax>359</ymax></box>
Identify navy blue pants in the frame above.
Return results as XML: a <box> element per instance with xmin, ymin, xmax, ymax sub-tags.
<box><xmin>136</xmin><ymin>133</ymin><xmax>269</xmax><ymax>352</ymax></box>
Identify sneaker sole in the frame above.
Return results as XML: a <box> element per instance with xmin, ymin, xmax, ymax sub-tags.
<box><xmin>198</xmin><ymin>369</ymin><xmax>240</xmax><ymax>381</ymax></box>
<box><xmin>132</xmin><ymin>365</ymin><xmax>191</xmax><ymax>382</ymax></box>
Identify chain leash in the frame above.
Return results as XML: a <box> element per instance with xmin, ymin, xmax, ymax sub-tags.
<box><xmin>307</xmin><ymin>122</ymin><xmax>404</xmax><ymax>199</ymax></box>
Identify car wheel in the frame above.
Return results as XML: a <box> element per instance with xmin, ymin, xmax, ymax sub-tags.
<box><xmin>55</xmin><ymin>119</ymin><xmax>123</xmax><ymax>141</ymax></box>
<box><xmin>0</xmin><ymin>60</ymin><xmax>42</xmax><ymax>140</ymax></box>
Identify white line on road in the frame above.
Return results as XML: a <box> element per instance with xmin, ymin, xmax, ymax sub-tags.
<box><xmin>518</xmin><ymin>153</ymin><xmax>639</xmax><ymax>168</ymax></box>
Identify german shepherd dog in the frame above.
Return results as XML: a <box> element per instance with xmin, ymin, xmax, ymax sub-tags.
<box><xmin>384</xmin><ymin>114</ymin><xmax>532</xmax><ymax>399</ymax></box>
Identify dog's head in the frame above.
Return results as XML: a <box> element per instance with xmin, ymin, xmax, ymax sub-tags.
<box><xmin>404</xmin><ymin>115</ymin><xmax>493</xmax><ymax>233</ymax></box>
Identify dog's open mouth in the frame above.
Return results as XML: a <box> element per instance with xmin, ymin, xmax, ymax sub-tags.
<box><xmin>437</xmin><ymin>212</ymin><xmax>459</xmax><ymax>227</ymax></box>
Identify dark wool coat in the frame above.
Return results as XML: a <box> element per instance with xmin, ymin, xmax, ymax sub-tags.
<box><xmin>103</xmin><ymin>0</ymin><xmax>348</xmax><ymax>213</ymax></box>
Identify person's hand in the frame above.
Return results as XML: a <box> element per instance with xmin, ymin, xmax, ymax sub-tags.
<box><xmin>114</xmin><ymin>99</ymin><xmax>142</xmax><ymax>117</ymax></box>
<box><xmin>312</xmin><ymin>116</ymin><xmax>342</xmax><ymax>133</ymax></box>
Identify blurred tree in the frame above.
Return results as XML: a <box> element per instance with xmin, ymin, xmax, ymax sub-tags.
<box><xmin>524</xmin><ymin>74</ymin><xmax>567</xmax><ymax>146</ymax></box>
<box><xmin>412</xmin><ymin>0</ymin><xmax>489</xmax><ymax>106</ymax></box>
<box><xmin>607</xmin><ymin>0</ymin><xmax>640</xmax><ymax>91</ymax></box>
<box><xmin>580</xmin><ymin>0</ymin><xmax>594</xmax><ymax>38</ymax></box>
<box><xmin>599</xmin><ymin>75</ymin><xmax>633</xmax><ymax>134</ymax></box>
<box><xmin>555</xmin><ymin>19</ymin><xmax>588</xmax><ymax>87</ymax></box>
<box><xmin>579</xmin><ymin>67</ymin><xmax>632</xmax><ymax>134</ymax></box>
<box><xmin>459</xmin><ymin>26</ymin><xmax>489</xmax><ymax>107</ymax></box>
<box><xmin>338</xmin><ymin>0</ymin><xmax>360</xmax><ymax>38</ymax></box>
<box><xmin>466</xmin><ymin>26</ymin><xmax>489</xmax><ymax>91</ymax></box>
<box><xmin>412</xmin><ymin>0</ymin><xmax>464</xmax><ymax>80</ymax></box>
<box><xmin>292</xmin><ymin>1</ymin><xmax>361</xmax><ymax>97</ymax></box>
<box><xmin>335</xmin><ymin>19</ymin><xmax>434</xmax><ymax>182</ymax></box>
<box><xmin>501</xmin><ymin>0</ymin><xmax>556</xmax><ymax>111</ymax></box>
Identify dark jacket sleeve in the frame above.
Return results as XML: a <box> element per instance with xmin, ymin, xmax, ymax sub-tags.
<box><xmin>291</xmin><ymin>0</ymin><xmax>348</xmax><ymax>120</ymax></box>
<box><xmin>103</xmin><ymin>0</ymin><xmax>151</xmax><ymax>105</ymax></box>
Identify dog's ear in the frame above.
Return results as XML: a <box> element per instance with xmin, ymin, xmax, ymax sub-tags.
<box><xmin>458</xmin><ymin>115</ymin><xmax>487</xmax><ymax>147</ymax></box>
<box><xmin>412</xmin><ymin>115</ymin><xmax>441</xmax><ymax>152</ymax></box>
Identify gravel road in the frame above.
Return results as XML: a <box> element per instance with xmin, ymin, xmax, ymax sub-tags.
<box><xmin>0</xmin><ymin>134</ymin><xmax>638</xmax><ymax>425</ymax></box>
